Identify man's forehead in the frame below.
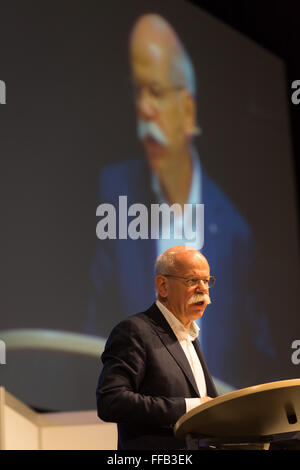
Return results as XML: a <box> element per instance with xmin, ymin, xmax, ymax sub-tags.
<box><xmin>130</xmin><ymin>14</ymin><xmax>179</xmax><ymax>51</ymax></box>
<box><xmin>130</xmin><ymin>21</ymin><xmax>180</xmax><ymax>72</ymax></box>
<box><xmin>146</xmin><ymin>43</ymin><xmax>164</xmax><ymax>60</ymax></box>
<box><xmin>131</xmin><ymin>38</ymin><xmax>170</xmax><ymax>69</ymax></box>
<box><xmin>131</xmin><ymin>43</ymin><xmax>172</xmax><ymax>86</ymax></box>
<box><xmin>174</xmin><ymin>251</ymin><xmax>209</xmax><ymax>271</ymax></box>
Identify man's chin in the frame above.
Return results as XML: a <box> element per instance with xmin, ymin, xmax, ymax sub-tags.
<box><xmin>189</xmin><ymin>303</ymin><xmax>207</xmax><ymax>318</ymax></box>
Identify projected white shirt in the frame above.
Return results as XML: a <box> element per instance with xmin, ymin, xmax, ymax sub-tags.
<box><xmin>151</xmin><ymin>147</ymin><xmax>202</xmax><ymax>255</ymax></box>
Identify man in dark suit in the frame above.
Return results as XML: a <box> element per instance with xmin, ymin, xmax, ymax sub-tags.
<box><xmin>96</xmin><ymin>246</ymin><xmax>218</xmax><ymax>450</ymax></box>
<box><xmin>88</xmin><ymin>14</ymin><xmax>275</xmax><ymax>390</ymax></box>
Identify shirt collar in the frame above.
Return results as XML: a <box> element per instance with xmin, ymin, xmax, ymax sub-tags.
<box><xmin>156</xmin><ymin>299</ymin><xmax>200</xmax><ymax>342</ymax></box>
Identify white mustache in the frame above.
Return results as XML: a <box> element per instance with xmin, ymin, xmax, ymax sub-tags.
<box><xmin>137</xmin><ymin>119</ymin><xmax>169</xmax><ymax>146</ymax></box>
<box><xmin>188</xmin><ymin>293</ymin><xmax>211</xmax><ymax>305</ymax></box>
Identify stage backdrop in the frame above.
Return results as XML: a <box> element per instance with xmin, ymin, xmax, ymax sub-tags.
<box><xmin>0</xmin><ymin>0</ymin><xmax>299</xmax><ymax>411</ymax></box>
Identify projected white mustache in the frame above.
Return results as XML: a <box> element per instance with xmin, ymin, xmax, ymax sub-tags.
<box><xmin>188</xmin><ymin>293</ymin><xmax>211</xmax><ymax>305</ymax></box>
<box><xmin>137</xmin><ymin>119</ymin><xmax>169</xmax><ymax>146</ymax></box>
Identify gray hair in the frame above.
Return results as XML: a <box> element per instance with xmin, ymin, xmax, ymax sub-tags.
<box><xmin>170</xmin><ymin>47</ymin><xmax>196</xmax><ymax>97</ymax></box>
<box><xmin>154</xmin><ymin>251</ymin><xmax>177</xmax><ymax>276</ymax></box>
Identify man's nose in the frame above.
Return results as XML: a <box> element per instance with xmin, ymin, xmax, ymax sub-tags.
<box><xmin>136</xmin><ymin>91</ymin><xmax>156</xmax><ymax>120</ymax></box>
<box><xmin>195</xmin><ymin>281</ymin><xmax>208</xmax><ymax>292</ymax></box>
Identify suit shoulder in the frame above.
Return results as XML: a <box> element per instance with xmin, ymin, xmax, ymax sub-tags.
<box><xmin>99</xmin><ymin>159</ymin><xmax>143</xmax><ymax>184</ymax></box>
<box><xmin>203</xmin><ymin>170</ymin><xmax>252</xmax><ymax>240</ymax></box>
<box><xmin>102</xmin><ymin>309</ymin><xmax>154</xmax><ymax>357</ymax></box>
<box><xmin>97</xmin><ymin>159</ymin><xmax>148</xmax><ymax>202</ymax></box>
<box><xmin>108</xmin><ymin>308</ymin><xmax>153</xmax><ymax>336</ymax></box>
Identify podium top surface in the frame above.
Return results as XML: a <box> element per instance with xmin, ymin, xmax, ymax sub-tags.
<box><xmin>174</xmin><ymin>379</ymin><xmax>300</xmax><ymax>439</ymax></box>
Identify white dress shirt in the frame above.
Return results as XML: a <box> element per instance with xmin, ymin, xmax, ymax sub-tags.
<box><xmin>156</xmin><ymin>300</ymin><xmax>207</xmax><ymax>413</ymax></box>
<box><xmin>151</xmin><ymin>146</ymin><xmax>202</xmax><ymax>255</ymax></box>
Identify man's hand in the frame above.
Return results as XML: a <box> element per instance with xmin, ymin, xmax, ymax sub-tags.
<box><xmin>185</xmin><ymin>396</ymin><xmax>214</xmax><ymax>413</ymax></box>
<box><xmin>199</xmin><ymin>396</ymin><xmax>213</xmax><ymax>405</ymax></box>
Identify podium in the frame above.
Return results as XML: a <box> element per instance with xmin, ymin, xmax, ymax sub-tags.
<box><xmin>174</xmin><ymin>379</ymin><xmax>300</xmax><ymax>450</ymax></box>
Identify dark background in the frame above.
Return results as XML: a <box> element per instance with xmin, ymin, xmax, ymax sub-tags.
<box><xmin>190</xmin><ymin>0</ymin><xmax>300</xmax><ymax>227</ymax></box>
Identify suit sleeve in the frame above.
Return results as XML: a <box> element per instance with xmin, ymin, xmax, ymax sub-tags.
<box><xmin>96</xmin><ymin>320</ymin><xmax>186</xmax><ymax>427</ymax></box>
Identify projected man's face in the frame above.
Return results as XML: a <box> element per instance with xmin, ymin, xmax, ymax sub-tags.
<box><xmin>130</xmin><ymin>40</ymin><xmax>194</xmax><ymax>176</ymax></box>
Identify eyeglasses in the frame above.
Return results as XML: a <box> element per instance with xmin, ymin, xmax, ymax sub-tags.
<box><xmin>162</xmin><ymin>274</ymin><xmax>216</xmax><ymax>288</ymax></box>
<box><xmin>133</xmin><ymin>83</ymin><xmax>184</xmax><ymax>108</ymax></box>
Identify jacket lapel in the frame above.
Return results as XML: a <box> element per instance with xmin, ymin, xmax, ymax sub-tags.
<box><xmin>192</xmin><ymin>338</ymin><xmax>218</xmax><ymax>398</ymax></box>
<box><xmin>147</xmin><ymin>304</ymin><xmax>200</xmax><ymax>397</ymax></box>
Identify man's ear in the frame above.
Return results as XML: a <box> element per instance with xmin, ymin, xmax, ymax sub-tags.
<box><xmin>155</xmin><ymin>275</ymin><xmax>168</xmax><ymax>299</ymax></box>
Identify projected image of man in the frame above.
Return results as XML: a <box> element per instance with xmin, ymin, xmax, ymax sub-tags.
<box><xmin>88</xmin><ymin>14</ymin><xmax>273</xmax><ymax>390</ymax></box>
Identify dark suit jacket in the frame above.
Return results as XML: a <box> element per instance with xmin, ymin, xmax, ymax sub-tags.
<box><xmin>96</xmin><ymin>303</ymin><xmax>218</xmax><ymax>450</ymax></box>
<box><xmin>88</xmin><ymin>158</ymin><xmax>276</xmax><ymax>389</ymax></box>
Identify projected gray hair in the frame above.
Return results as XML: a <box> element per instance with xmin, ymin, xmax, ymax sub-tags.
<box><xmin>170</xmin><ymin>47</ymin><xmax>196</xmax><ymax>97</ymax></box>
